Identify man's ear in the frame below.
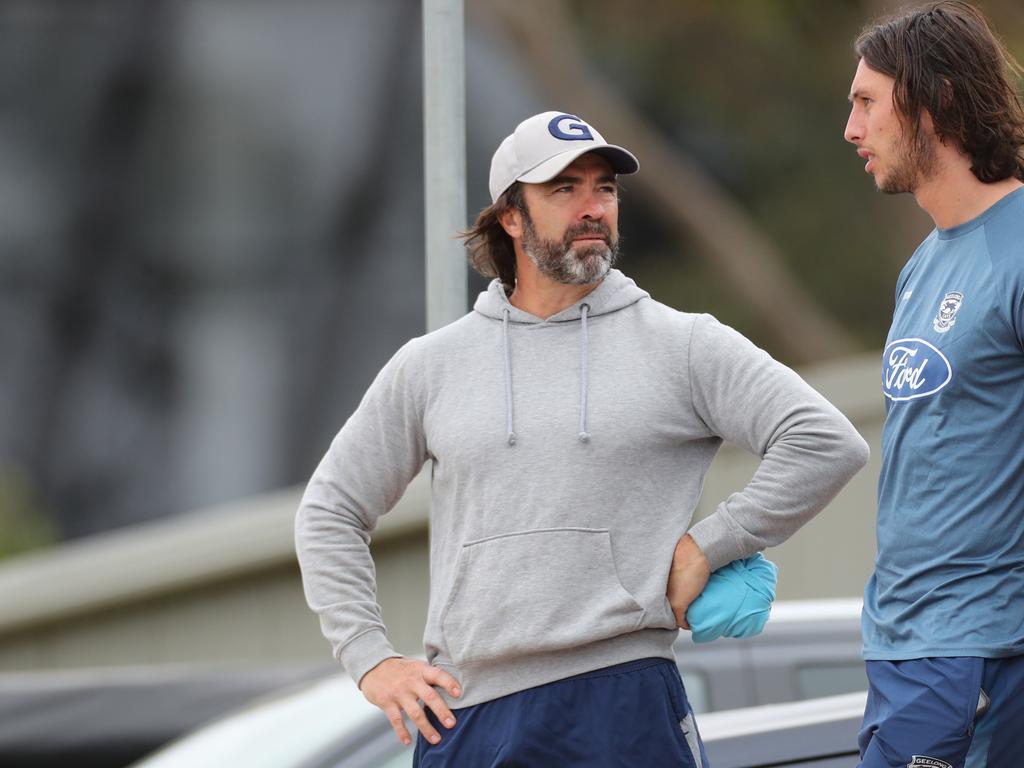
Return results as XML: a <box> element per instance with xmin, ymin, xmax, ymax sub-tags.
<box><xmin>498</xmin><ymin>206</ymin><xmax>523</xmax><ymax>239</ymax></box>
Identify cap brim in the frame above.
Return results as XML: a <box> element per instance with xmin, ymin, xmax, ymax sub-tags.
<box><xmin>516</xmin><ymin>144</ymin><xmax>639</xmax><ymax>184</ymax></box>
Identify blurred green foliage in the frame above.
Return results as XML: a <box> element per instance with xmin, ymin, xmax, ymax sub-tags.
<box><xmin>0</xmin><ymin>467</ymin><xmax>57</xmax><ymax>559</ymax></box>
<box><xmin>567</xmin><ymin>0</ymin><xmax>1023</xmax><ymax>360</ymax></box>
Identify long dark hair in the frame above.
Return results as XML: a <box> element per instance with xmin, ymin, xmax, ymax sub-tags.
<box><xmin>460</xmin><ymin>183</ymin><xmax>525</xmax><ymax>293</ymax></box>
<box><xmin>855</xmin><ymin>1</ymin><xmax>1024</xmax><ymax>182</ymax></box>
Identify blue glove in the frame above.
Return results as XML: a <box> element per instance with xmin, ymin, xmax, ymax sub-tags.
<box><xmin>686</xmin><ymin>553</ymin><xmax>778</xmax><ymax>644</ymax></box>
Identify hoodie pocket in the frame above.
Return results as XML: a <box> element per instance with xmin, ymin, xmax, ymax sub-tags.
<box><xmin>440</xmin><ymin>527</ymin><xmax>647</xmax><ymax>666</ymax></box>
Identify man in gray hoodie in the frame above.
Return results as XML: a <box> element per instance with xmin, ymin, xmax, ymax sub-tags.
<box><xmin>296</xmin><ymin>111</ymin><xmax>869</xmax><ymax>766</ymax></box>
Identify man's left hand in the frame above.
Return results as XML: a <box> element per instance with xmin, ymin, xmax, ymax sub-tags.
<box><xmin>666</xmin><ymin>534</ymin><xmax>711</xmax><ymax>629</ymax></box>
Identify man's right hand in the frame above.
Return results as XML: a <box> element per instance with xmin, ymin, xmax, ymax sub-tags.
<box><xmin>359</xmin><ymin>657</ymin><xmax>462</xmax><ymax>746</ymax></box>
<box><xmin>666</xmin><ymin>533</ymin><xmax>711</xmax><ymax>630</ymax></box>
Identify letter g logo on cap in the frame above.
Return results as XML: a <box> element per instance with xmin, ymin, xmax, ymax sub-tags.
<box><xmin>548</xmin><ymin>114</ymin><xmax>594</xmax><ymax>141</ymax></box>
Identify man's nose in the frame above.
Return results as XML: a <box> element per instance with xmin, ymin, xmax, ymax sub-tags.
<box><xmin>844</xmin><ymin>108</ymin><xmax>862</xmax><ymax>144</ymax></box>
<box><xmin>579</xmin><ymin>193</ymin><xmax>607</xmax><ymax>220</ymax></box>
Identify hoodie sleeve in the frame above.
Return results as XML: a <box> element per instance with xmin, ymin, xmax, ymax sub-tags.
<box><xmin>294</xmin><ymin>339</ymin><xmax>428</xmax><ymax>685</ymax></box>
<box><xmin>684</xmin><ymin>314</ymin><xmax>869</xmax><ymax>571</ymax></box>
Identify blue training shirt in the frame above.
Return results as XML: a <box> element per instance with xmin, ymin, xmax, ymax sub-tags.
<box><xmin>864</xmin><ymin>186</ymin><xmax>1024</xmax><ymax>661</ymax></box>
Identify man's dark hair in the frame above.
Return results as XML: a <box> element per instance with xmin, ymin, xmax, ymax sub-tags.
<box><xmin>855</xmin><ymin>0</ymin><xmax>1024</xmax><ymax>182</ymax></box>
<box><xmin>461</xmin><ymin>183</ymin><xmax>526</xmax><ymax>293</ymax></box>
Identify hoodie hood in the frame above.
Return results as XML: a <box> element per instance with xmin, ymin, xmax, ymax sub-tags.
<box><xmin>472</xmin><ymin>268</ymin><xmax>649</xmax><ymax>323</ymax></box>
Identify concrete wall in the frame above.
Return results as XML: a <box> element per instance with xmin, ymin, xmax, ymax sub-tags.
<box><xmin>0</xmin><ymin>478</ymin><xmax>431</xmax><ymax>670</ymax></box>
<box><xmin>0</xmin><ymin>352</ymin><xmax>883</xmax><ymax>671</ymax></box>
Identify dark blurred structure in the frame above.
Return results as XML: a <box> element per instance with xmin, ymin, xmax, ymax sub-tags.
<box><xmin>0</xmin><ymin>664</ymin><xmax>333</xmax><ymax>768</ymax></box>
<box><xmin>0</xmin><ymin>0</ymin><xmax>537</xmax><ymax>540</ymax></box>
<box><xmin>1</xmin><ymin>0</ymin><xmax>1020</xmax><ymax>543</ymax></box>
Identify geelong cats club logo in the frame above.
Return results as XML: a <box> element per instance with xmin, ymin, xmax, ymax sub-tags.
<box><xmin>932</xmin><ymin>291</ymin><xmax>963</xmax><ymax>333</ymax></box>
<box><xmin>908</xmin><ymin>756</ymin><xmax>952</xmax><ymax>768</ymax></box>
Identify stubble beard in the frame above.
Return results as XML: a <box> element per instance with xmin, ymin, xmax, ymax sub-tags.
<box><xmin>878</xmin><ymin>125</ymin><xmax>938</xmax><ymax>195</ymax></box>
<box><xmin>519</xmin><ymin>212</ymin><xmax>619</xmax><ymax>286</ymax></box>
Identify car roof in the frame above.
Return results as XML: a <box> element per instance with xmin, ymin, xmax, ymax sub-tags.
<box><xmin>700</xmin><ymin>691</ymin><xmax>865</xmax><ymax>767</ymax></box>
<box><xmin>130</xmin><ymin>674</ymin><xmax>378</xmax><ymax>768</ymax></box>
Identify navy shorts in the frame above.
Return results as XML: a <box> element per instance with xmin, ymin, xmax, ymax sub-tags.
<box><xmin>859</xmin><ymin>656</ymin><xmax>1024</xmax><ymax>768</ymax></box>
<box><xmin>413</xmin><ymin>657</ymin><xmax>707</xmax><ymax>767</ymax></box>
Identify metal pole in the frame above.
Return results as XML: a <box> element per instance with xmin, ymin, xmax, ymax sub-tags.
<box><xmin>423</xmin><ymin>0</ymin><xmax>467</xmax><ymax>332</ymax></box>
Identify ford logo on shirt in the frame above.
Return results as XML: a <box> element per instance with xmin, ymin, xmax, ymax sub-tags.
<box><xmin>882</xmin><ymin>338</ymin><xmax>953</xmax><ymax>401</ymax></box>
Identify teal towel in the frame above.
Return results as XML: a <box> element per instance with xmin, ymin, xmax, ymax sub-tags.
<box><xmin>687</xmin><ymin>553</ymin><xmax>778</xmax><ymax>644</ymax></box>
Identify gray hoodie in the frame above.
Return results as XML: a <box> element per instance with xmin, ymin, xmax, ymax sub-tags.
<box><xmin>295</xmin><ymin>269</ymin><xmax>869</xmax><ymax>707</ymax></box>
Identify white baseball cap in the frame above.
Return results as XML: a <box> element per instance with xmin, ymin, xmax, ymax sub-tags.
<box><xmin>488</xmin><ymin>111</ymin><xmax>640</xmax><ymax>203</ymax></box>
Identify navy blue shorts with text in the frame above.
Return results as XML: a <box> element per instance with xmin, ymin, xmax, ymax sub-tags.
<box><xmin>859</xmin><ymin>655</ymin><xmax>1024</xmax><ymax>768</ymax></box>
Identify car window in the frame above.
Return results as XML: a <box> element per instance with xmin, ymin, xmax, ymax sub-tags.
<box><xmin>796</xmin><ymin>662</ymin><xmax>867</xmax><ymax>700</ymax></box>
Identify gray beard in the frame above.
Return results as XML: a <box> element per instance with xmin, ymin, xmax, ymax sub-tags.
<box><xmin>520</xmin><ymin>214</ymin><xmax>619</xmax><ymax>286</ymax></box>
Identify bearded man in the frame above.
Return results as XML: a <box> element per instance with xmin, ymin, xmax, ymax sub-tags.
<box><xmin>296</xmin><ymin>110</ymin><xmax>868</xmax><ymax>767</ymax></box>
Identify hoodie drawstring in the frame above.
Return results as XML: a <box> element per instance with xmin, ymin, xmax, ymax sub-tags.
<box><xmin>502</xmin><ymin>309</ymin><xmax>516</xmax><ymax>446</ymax></box>
<box><xmin>500</xmin><ymin>304</ymin><xmax>591</xmax><ymax>446</ymax></box>
<box><xmin>577</xmin><ymin>304</ymin><xmax>591</xmax><ymax>443</ymax></box>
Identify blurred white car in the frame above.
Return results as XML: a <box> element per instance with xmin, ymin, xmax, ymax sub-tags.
<box><xmin>674</xmin><ymin>598</ymin><xmax>864</xmax><ymax>713</ymax></box>
<box><xmin>131</xmin><ymin>599</ymin><xmax>866</xmax><ymax>768</ymax></box>
<box><xmin>131</xmin><ymin>675</ymin><xmax>865</xmax><ymax>768</ymax></box>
